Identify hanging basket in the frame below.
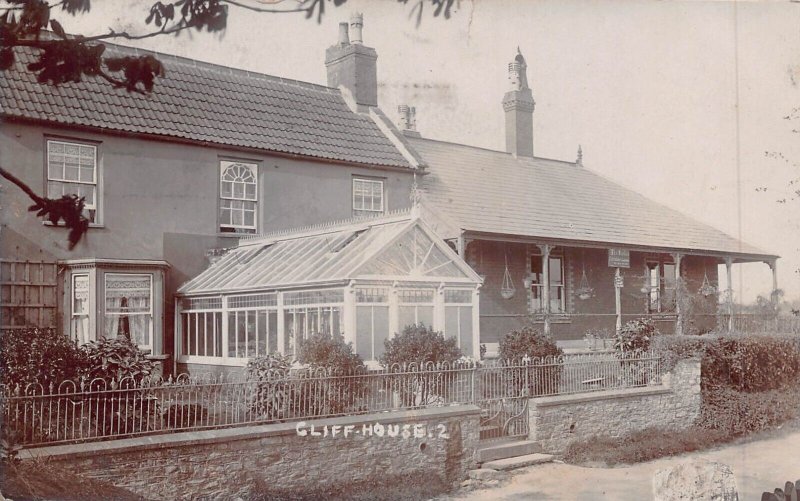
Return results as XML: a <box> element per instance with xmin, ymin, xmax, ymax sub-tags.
<box><xmin>576</xmin><ymin>262</ymin><xmax>593</xmax><ymax>300</ymax></box>
<box><xmin>699</xmin><ymin>269</ymin><xmax>717</xmax><ymax>297</ymax></box>
<box><xmin>500</xmin><ymin>250</ymin><xmax>516</xmax><ymax>300</ymax></box>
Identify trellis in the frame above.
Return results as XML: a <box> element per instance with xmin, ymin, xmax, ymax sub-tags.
<box><xmin>0</xmin><ymin>259</ymin><xmax>59</xmax><ymax>330</ymax></box>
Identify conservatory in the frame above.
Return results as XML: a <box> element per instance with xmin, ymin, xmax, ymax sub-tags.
<box><xmin>175</xmin><ymin>210</ymin><xmax>483</xmax><ymax>370</ymax></box>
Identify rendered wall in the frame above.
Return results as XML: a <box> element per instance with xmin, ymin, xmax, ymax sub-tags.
<box><xmin>1</xmin><ymin>122</ymin><xmax>415</xmax><ymax>363</ymax></box>
<box><xmin>528</xmin><ymin>358</ymin><xmax>701</xmax><ymax>452</ymax></box>
<box><xmin>21</xmin><ymin>405</ymin><xmax>480</xmax><ymax>501</ymax></box>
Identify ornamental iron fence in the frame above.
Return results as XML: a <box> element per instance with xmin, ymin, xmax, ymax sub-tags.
<box><xmin>1</xmin><ymin>351</ymin><xmax>664</xmax><ymax>447</ymax></box>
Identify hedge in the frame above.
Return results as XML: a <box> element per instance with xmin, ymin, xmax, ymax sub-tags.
<box><xmin>654</xmin><ymin>332</ymin><xmax>800</xmax><ymax>392</ymax></box>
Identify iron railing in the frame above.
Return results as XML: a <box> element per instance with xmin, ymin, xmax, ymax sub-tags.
<box><xmin>2</xmin><ymin>352</ymin><xmax>664</xmax><ymax>447</ymax></box>
<box><xmin>717</xmin><ymin>314</ymin><xmax>800</xmax><ymax>334</ymax></box>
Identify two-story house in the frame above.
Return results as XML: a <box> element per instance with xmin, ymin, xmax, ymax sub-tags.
<box><xmin>1</xmin><ymin>15</ymin><xmax>778</xmax><ymax>373</ymax></box>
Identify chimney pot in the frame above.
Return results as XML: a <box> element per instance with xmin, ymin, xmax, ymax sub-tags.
<box><xmin>338</xmin><ymin>22</ymin><xmax>350</xmax><ymax>45</ymax></box>
<box><xmin>398</xmin><ymin>104</ymin><xmax>417</xmax><ymax>131</ymax></box>
<box><xmin>350</xmin><ymin>12</ymin><xmax>364</xmax><ymax>44</ymax></box>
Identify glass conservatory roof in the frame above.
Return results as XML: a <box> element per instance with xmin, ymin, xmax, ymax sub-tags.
<box><xmin>178</xmin><ymin>211</ymin><xmax>481</xmax><ymax>296</ymax></box>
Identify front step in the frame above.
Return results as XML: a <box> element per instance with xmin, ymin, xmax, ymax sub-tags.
<box><xmin>477</xmin><ymin>439</ymin><xmax>542</xmax><ymax>463</ymax></box>
<box><xmin>481</xmin><ymin>453</ymin><xmax>555</xmax><ymax>471</ymax></box>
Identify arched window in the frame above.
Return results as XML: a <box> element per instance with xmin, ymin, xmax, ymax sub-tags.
<box><xmin>219</xmin><ymin>161</ymin><xmax>258</xmax><ymax>233</ymax></box>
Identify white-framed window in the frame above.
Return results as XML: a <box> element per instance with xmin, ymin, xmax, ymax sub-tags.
<box><xmin>283</xmin><ymin>289</ymin><xmax>344</xmax><ymax>356</ymax></box>
<box><xmin>46</xmin><ymin>139</ymin><xmax>98</xmax><ymax>223</ymax></box>
<box><xmin>352</xmin><ymin>177</ymin><xmax>384</xmax><ymax>216</ymax></box>
<box><xmin>104</xmin><ymin>273</ymin><xmax>153</xmax><ymax>351</ymax></box>
<box><xmin>355</xmin><ymin>287</ymin><xmax>390</xmax><ymax>360</ymax></box>
<box><xmin>397</xmin><ymin>288</ymin><xmax>434</xmax><ymax>329</ymax></box>
<box><xmin>529</xmin><ymin>252</ymin><xmax>566</xmax><ymax>314</ymax></box>
<box><xmin>182</xmin><ymin>297</ymin><xmax>224</xmax><ymax>358</ymax></box>
<box><xmin>646</xmin><ymin>261</ymin><xmax>677</xmax><ymax>313</ymax></box>
<box><xmin>444</xmin><ymin>289</ymin><xmax>473</xmax><ymax>354</ymax></box>
<box><xmin>227</xmin><ymin>293</ymin><xmax>278</xmax><ymax>359</ymax></box>
<box><xmin>71</xmin><ymin>274</ymin><xmax>90</xmax><ymax>345</ymax></box>
<box><xmin>219</xmin><ymin>161</ymin><xmax>258</xmax><ymax>234</ymax></box>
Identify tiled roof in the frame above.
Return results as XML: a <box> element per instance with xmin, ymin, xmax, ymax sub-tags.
<box><xmin>412</xmin><ymin>137</ymin><xmax>775</xmax><ymax>259</ymax></box>
<box><xmin>1</xmin><ymin>43</ymin><xmax>413</xmax><ymax>169</ymax></box>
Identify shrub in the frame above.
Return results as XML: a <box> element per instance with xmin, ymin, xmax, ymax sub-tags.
<box><xmin>614</xmin><ymin>318</ymin><xmax>657</xmax><ymax>353</ymax></box>
<box><xmin>297</xmin><ymin>333</ymin><xmax>368</xmax><ymax>416</ymax></box>
<box><xmin>380</xmin><ymin>324</ymin><xmax>462</xmax><ymax>367</ymax></box>
<box><xmin>380</xmin><ymin>325</ymin><xmax>463</xmax><ymax>407</ymax></box>
<box><xmin>654</xmin><ymin>333</ymin><xmax>800</xmax><ymax>391</ymax></box>
<box><xmin>0</xmin><ymin>327</ymin><xmax>88</xmax><ymax>387</ymax></box>
<box><xmin>81</xmin><ymin>336</ymin><xmax>160</xmax><ymax>435</ymax></box>
<box><xmin>499</xmin><ymin>324</ymin><xmax>563</xmax><ymax>361</ymax></box>
<box><xmin>297</xmin><ymin>333</ymin><xmax>367</xmax><ymax>373</ymax></box>
<box><xmin>697</xmin><ymin>384</ymin><xmax>800</xmax><ymax>436</ymax></box>
<box><xmin>82</xmin><ymin>336</ymin><xmax>155</xmax><ymax>383</ymax></box>
<box><xmin>498</xmin><ymin>325</ymin><xmax>563</xmax><ymax>397</ymax></box>
<box><xmin>246</xmin><ymin>352</ymin><xmax>297</xmax><ymax>421</ymax></box>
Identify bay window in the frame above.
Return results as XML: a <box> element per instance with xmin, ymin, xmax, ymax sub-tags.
<box><xmin>71</xmin><ymin>274</ymin><xmax>90</xmax><ymax>345</ymax></box>
<box><xmin>104</xmin><ymin>273</ymin><xmax>153</xmax><ymax>350</ymax></box>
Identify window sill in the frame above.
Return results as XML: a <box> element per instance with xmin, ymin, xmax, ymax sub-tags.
<box><xmin>528</xmin><ymin>314</ymin><xmax>572</xmax><ymax>324</ymax></box>
<box><xmin>647</xmin><ymin>313</ymin><xmax>678</xmax><ymax>321</ymax></box>
<box><xmin>43</xmin><ymin>221</ymin><xmax>105</xmax><ymax>229</ymax></box>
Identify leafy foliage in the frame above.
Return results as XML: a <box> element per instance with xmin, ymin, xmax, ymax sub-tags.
<box><xmin>655</xmin><ymin>333</ymin><xmax>800</xmax><ymax>392</ymax></box>
<box><xmin>698</xmin><ymin>384</ymin><xmax>800</xmax><ymax>436</ymax></box>
<box><xmin>246</xmin><ymin>353</ymin><xmax>297</xmax><ymax>421</ymax></box>
<box><xmin>297</xmin><ymin>332</ymin><xmax>366</xmax><ymax>373</ymax></box>
<box><xmin>0</xmin><ymin>327</ymin><xmax>88</xmax><ymax>387</ymax></box>
<box><xmin>499</xmin><ymin>324</ymin><xmax>563</xmax><ymax>361</ymax></box>
<box><xmin>380</xmin><ymin>323</ymin><xmax>462</xmax><ymax>367</ymax></box>
<box><xmin>614</xmin><ymin>318</ymin><xmax>657</xmax><ymax>353</ymax></box>
<box><xmin>297</xmin><ymin>333</ymin><xmax>368</xmax><ymax>416</ymax></box>
<box><xmin>81</xmin><ymin>336</ymin><xmax>155</xmax><ymax>383</ymax></box>
<box><xmin>379</xmin><ymin>324</ymin><xmax>463</xmax><ymax>407</ymax></box>
<box><xmin>497</xmin><ymin>325</ymin><xmax>564</xmax><ymax>397</ymax></box>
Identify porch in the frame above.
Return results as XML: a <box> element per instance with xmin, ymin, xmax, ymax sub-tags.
<box><xmin>453</xmin><ymin>236</ymin><xmax>780</xmax><ymax>348</ymax></box>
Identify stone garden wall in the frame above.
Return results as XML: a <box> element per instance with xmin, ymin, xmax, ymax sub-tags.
<box><xmin>528</xmin><ymin>358</ymin><xmax>701</xmax><ymax>452</ymax></box>
<box><xmin>20</xmin><ymin>405</ymin><xmax>480</xmax><ymax>500</ymax></box>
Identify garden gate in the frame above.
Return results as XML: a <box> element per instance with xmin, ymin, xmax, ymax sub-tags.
<box><xmin>475</xmin><ymin>364</ymin><xmax>530</xmax><ymax>441</ymax></box>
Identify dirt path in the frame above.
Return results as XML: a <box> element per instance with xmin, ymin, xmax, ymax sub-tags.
<box><xmin>450</xmin><ymin>430</ymin><xmax>800</xmax><ymax>500</ymax></box>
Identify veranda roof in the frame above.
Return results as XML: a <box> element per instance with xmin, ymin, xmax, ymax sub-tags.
<box><xmin>412</xmin><ymin>137</ymin><xmax>776</xmax><ymax>260</ymax></box>
<box><xmin>178</xmin><ymin>210</ymin><xmax>481</xmax><ymax>296</ymax></box>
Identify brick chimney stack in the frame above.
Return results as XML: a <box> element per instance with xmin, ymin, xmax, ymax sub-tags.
<box><xmin>502</xmin><ymin>48</ymin><xmax>535</xmax><ymax>157</ymax></box>
<box><xmin>325</xmin><ymin>13</ymin><xmax>378</xmax><ymax>109</ymax></box>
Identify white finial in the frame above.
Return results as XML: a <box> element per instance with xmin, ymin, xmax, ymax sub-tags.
<box><xmin>410</xmin><ymin>173</ymin><xmax>422</xmax><ymax>217</ymax></box>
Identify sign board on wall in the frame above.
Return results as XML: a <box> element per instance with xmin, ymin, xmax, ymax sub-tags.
<box><xmin>608</xmin><ymin>248</ymin><xmax>630</xmax><ymax>268</ymax></box>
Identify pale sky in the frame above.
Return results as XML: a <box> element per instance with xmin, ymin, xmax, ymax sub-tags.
<box><xmin>58</xmin><ymin>0</ymin><xmax>800</xmax><ymax>303</ymax></box>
